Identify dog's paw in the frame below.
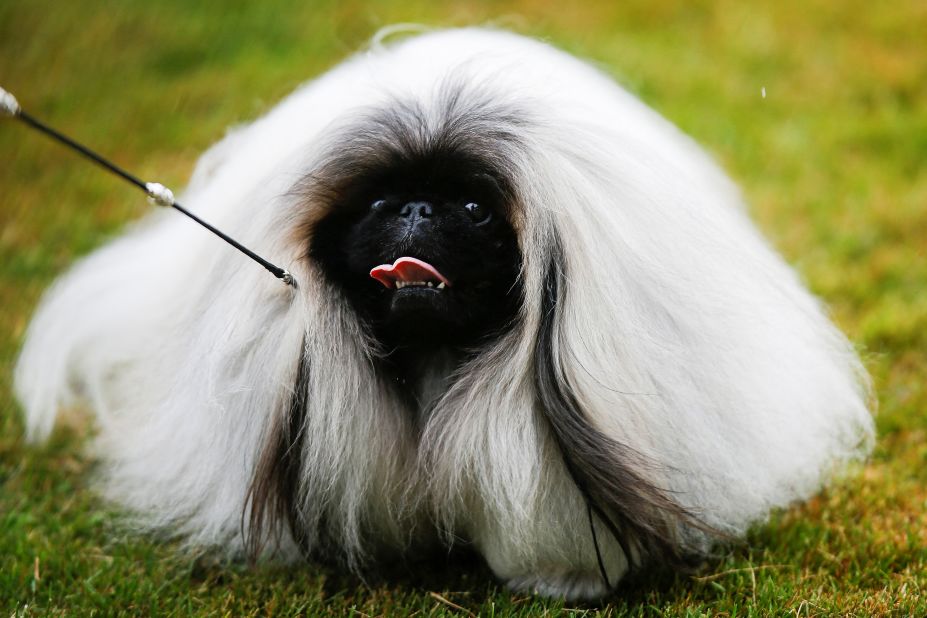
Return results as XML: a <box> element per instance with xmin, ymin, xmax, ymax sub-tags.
<box><xmin>506</xmin><ymin>569</ymin><xmax>609</xmax><ymax>601</ymax></box>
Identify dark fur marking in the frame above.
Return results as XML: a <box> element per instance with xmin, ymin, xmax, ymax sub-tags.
<box><xmin>244</xmin><ymin>342</ymin><xmax>311</xmax><ymax>562</ymax></box>
<box><xmin>533</xmin><ymin>241</ymin><xmax>719</xmax><ymax>574</ymax></box>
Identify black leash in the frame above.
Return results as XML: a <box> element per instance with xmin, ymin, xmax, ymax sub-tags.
<box><xmin>586</xmin><ymin>501</ymin><xmax>612</xmax><ymax>589</ymax></box>
<box><xmin>1</xmin><ymin>86</ymin><xmax>295</xmax><ymax>287</ymax></box>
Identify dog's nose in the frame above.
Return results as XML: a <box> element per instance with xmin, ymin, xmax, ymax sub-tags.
<box><xmin>398</xmin><ymin>201</ymin><xmax>433</xmax><ymax>219</ymax></box>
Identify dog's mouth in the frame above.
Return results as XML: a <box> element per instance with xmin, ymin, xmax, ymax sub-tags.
<box><xmin>370</xmin><ymin>257</ymin><xmax>450</xmax><ymax>291</ymax></box>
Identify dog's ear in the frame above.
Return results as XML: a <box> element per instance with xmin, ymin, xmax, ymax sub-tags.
<box><xmin>512</xmin><ymin>103</ymin><xmax>876</xmax><ymax>577</ymax></box>
<box><xmin>532</xmin><ymin>241</ymin><xmax>715</xmax><ymax>569</ymax></box>
<box><xmin>245</xmin><ymin>342</ymin><xmax>311</xmax><ymax>561</ymax></box>
<box><xmin>240</xmin><ymin>271</ymin><xmax>420</xmax><ymax>567</ymax></box>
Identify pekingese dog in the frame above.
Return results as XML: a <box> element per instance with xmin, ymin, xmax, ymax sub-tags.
<box><xmin>15</xmin><ymin>28</ymin><xmax>874</xmax><ymax>600</ymax></box>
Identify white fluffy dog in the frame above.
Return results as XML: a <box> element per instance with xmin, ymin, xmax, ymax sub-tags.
<box><xmin>16</xmin><ymin>28</ymin><xmax>874</xmax><ymax>600</ymax></box>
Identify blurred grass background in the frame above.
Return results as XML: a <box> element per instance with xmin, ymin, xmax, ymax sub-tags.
<box><xmin>1</xmin><ymin>0</ymin><xmax>924</xmax><ymax>615</ymax></box>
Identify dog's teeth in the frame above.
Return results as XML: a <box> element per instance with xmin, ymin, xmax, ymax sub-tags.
<box><xmin>395</xmin><ymin>280</ymin><xmax>444</xmax><ymax>289</ymax></box>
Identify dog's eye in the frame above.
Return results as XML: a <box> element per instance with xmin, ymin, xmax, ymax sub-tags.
<box><xmin>464</xmin><ymin>202</ymin><xmax>491</xmax><ymax>225</ymax></box>
<box><xmin>371</xmin><ymin>199</ymin><xmax>388</xmax><ymax>212</ymax></box>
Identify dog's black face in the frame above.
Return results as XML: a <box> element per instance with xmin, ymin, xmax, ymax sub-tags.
<box><xmin>310</xmin><ymin>151</ymin><xmax>523</xmax><ymax>352</ymax></box>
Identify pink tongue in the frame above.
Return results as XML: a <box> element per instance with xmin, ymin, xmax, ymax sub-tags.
<box><xmin>370</xmin><ymin>257</ymin><xmax>451</xmax><ymax>289</ymax></box>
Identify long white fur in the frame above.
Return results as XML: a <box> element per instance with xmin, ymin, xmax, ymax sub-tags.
<box><xmin>15</xmin><ymin>28</ymin><xmax>873</xmax><ymax>598</ymax></box>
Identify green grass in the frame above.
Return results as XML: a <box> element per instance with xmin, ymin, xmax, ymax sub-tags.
<box><xmin>1</xmin><ymin>0</ymin><xmax>925</xmax><ymax>615</ymax></box>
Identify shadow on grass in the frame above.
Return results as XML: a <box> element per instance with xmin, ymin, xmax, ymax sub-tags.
<box><xmin>184</xmin><ymin>542</ymin><xmax>710</xmax><ymax>614</ymax></box>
